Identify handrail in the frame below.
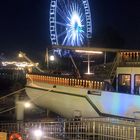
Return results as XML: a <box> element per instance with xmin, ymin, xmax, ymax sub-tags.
<box><xmin>0</xmin><ymin>88</ymin><xmax>25</xmax><ymax>101</ymax></box>
<box><xmin>109</xmin><ymin>55</ymin><xmax>118</xmax><ymax>83</ymax></box>
<box><xmin>120</xmin><ymin>51</ymin><xmax>140</xmax><ymax>63</ymax></box>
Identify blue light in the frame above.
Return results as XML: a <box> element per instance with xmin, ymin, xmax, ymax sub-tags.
<box><xmin>50</xmin><ymin>0</ymin><xmax>92</xmax><ymax>56</ymax></box>
<box><xmin>63</xmin><ymin>4</ymin><xmax>85</xmax><ymax>46</ymax></box>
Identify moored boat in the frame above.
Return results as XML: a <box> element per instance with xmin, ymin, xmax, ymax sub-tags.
<box><xmin>26</xmin><ymin>50</ymin><xmax>140</xmax><ymax>119</ymax></box>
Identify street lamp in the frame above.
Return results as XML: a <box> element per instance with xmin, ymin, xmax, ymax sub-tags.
<box><xmin>18</xmin><ymin>53</ymin><xmax>23</xmax><ymax>58</ymax></box>
<box><xmin>49</xmin><ymin>55</ymin><xmax>55</xmax><ymax>61</ymax></box>
<box><xmin>45</xmin><ymin>48</ymin><xmax>55</xmax><ymax>69</ymax></box>
<box><xmin>24</xmin><ymin>102</ymin><xmax>32</xmax><ymax>109</ymax></box>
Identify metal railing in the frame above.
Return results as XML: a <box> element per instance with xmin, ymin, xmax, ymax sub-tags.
<box><xmin>120</xmin><ymin>52</ymin><xmax>140</xmax><ymax>63</ymax></box>
<box><xmin>118</xmin><ymin>51</ymin><xmax>140</xmax><ymax>67</ymax></box>
<box><xmin>0</xmin><ymin>118</ymin><xmax>139</xmax><ymax>140</ymax></box>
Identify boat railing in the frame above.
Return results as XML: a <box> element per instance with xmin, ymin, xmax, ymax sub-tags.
<box><xmin>119</xmin><ymin>51</ymin><xmax>140</xmax><ymax>65</ymax></box>
<box><xmin>26</xmin><ymin>74</ymin><xmax>114</xmax><ymax>92</ymax></box>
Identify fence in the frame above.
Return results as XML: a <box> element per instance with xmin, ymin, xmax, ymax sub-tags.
<box><xmin>0</xmin><ymin>118</ymin><xmax>139</xmax><ymax>140</ymax></box>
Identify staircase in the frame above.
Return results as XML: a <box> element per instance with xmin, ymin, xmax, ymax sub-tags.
<box><xmin>92</xmin><ymin>56</ymin><xmax>118</xmax><ymax>83</ymax></box>
<box><xmin>108</xmin><ymin>56</ymin><xmax>118</xmax><ymax>83</ymax></box>
<box><xmin>93</xmin><ymin>51</ymin><xmax>140</xmax><ymax>83</ymax></box>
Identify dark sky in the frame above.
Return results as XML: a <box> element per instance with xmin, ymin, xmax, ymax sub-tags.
<box><xmin>0</xmin><ymin>0</ymin><xmax>140</xmax><ymax>58</ymax></box>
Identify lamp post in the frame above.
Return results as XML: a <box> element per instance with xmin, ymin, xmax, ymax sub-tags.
<box><xmin>75</xmin><ymin>50</ymin><xmax>103</xmax><ymax>75</ymax></box>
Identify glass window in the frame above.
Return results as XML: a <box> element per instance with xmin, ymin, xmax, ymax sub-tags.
<box><xmin>135</xmin><ymin>75</ymin><xmax>140</xmax><ymax>86</ymax></box>
<box><xmin>134</xmin><ymin>75</ymin><xmax>140</xmax><ymax>94</ymax></box>
<box><xmin>119</xmin><ymin>74</ymin><xmax>131</xmax><ymax>86</ymax></box>
<box><xmin>118</xmin><ymin>74</ymin><xmax>131</xmax><ymax>93</ymax></box>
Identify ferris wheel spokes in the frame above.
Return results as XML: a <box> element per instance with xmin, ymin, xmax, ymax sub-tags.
<box><xmin>50</xmin><ymin>0</ymin><xmax>92</xmax><ymax>47</ymax></box>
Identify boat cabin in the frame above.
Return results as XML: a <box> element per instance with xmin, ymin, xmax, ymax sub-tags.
<box><xmin>117</xmin><ymin>67</ymin><xmax>140</xmax><ymax>94</ymax></box>
<box><xmin>27</xmin><ymin>49</ymin><xmax>140</xmax><ymax>95</ymax></box>
<box><xmin>116</xmin><ymin>51</ymin><xmax>140</xmax><ymax>95</ymax></box>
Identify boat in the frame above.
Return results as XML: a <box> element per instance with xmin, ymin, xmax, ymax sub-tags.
<box><xmin>26</xmin><ymin>50</ymin><xmax>140</xmax><ymax>119</ymax></box>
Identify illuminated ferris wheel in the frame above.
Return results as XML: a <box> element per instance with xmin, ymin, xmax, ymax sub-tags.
<box><xmin>50</xmin><ymin>0</ymin><xmax>92</xmax><ymax>47</ymax></box>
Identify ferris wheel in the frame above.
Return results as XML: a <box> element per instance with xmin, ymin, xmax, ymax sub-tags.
<box><xmin>50</xmin><ymin>0</ymin><xmax>92</xmax><ymax>47</ymax></box>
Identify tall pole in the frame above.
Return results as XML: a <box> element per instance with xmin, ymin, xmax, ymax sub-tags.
<box><xmin>87</xmin><ymin>54</ymin><xmax>90</xmax><ymax>74</ymax></box>
<box><xmin>83</xmin><ymin>54</ymin><xmax>94</xmax><ymax>74</ymax></box>
<box><xmin>104</xmin><ymin>51</ymin><xmax>107</xmax><ymax>65</ymax></box>
<box><xmin>45</xmin><ymin>48</ymin><xmax>49</xmax><ymax>69</ymax></box>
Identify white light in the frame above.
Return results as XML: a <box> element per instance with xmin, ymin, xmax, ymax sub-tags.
<box><xmin>18</xmin><ymin>53</ymin><xmax>23</xmax><ymax>58</ymax></box>
<box><xmin>85</xmin><ymin>72</ymin><xmax>94</xmax><ymax>75</ymax></box>
<box><xmin>2</xmin><ymin>61</ymin><xmax>35</xmax><ymax>68</ymax></box>
<box><xmin>71</xmin><ymin>12</ymin><xmax>81</xmax><ymax>27</ymax></box>
<box><xmin>49</xmin><ymin>55</ymin><xmax>55</xmax><ymax>61</ymax></box>
<box><xmin>70</xmin><ymin>12</ymin><xmax>82</xmax><ymax>45</ymax></box>
<box><xmin>33</xmin><ymin>129</ymin><xmax>43</xmax><ymax>138</ymax></box>
<box><xmin>24</xmin><ymin>102</ymin><xmax>31</xmax><ymax>108</ymax></box>
<box><xmin>75</xmin><ymin>50</ymin><xmax>103</xmax><ymax>54</ymax></box>
<box><xmin>57</xmin><ymin>2</ymin><xmax>86</xmax><ymax>46</ymax></box>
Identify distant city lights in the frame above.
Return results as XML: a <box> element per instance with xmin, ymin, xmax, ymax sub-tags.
<box><xmin>2</xmin><ymin>61</ymin><xmax>38</xmax><ymax>68</ymax></box>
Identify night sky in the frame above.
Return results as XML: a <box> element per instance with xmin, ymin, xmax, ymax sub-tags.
<box><xmin>0</xmin><ymin>0</ymin><xmax>140</xmax><ymax>59</ymax></box>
